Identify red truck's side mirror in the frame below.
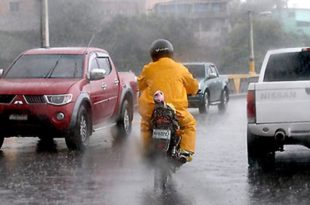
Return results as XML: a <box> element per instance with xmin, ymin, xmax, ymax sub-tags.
<box><xmin>89</xmin><ymin>68</ymin><xmax>106</xmax><ymax>80</ymax></box>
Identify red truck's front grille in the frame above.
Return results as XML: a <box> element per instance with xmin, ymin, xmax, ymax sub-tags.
<box><xmin>24</xmin><ymin>95</ymin><xmax>46</xmax><ymax>104</ymax></box>
<box><xmin>0</xmin><ymin>95</ymin><xmax>16</xmax><ymax>104</ymax></box>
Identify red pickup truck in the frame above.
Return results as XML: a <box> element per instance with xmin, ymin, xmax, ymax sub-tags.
<box><xmin>0</xmin><ymin>47</ymin><xmax>138</xmax><ymax>151</ymax></box>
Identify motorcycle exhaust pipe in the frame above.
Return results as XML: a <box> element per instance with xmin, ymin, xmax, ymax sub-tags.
<box><xmin>179</xmin><ymin>156</ymin><xmax>188</xmax><ymax>164</ymax></box>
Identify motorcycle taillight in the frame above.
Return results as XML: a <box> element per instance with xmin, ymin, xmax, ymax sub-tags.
<box><xmin>154</xmin><ymin>139</ymin><xmax>170</xmax><ymax>152</ymax></box>
<box><xmin>155</xmin><ymin>117</ymin><xmax>171</xmax><ymax>125</ymax></box>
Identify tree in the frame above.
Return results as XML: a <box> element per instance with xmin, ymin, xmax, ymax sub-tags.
<box><xmin>220</xmin><ymin>13</ymin><xmax>309</xmax><ymax>74</ymax></box>
<box><xmin>0</xmin><ymin>30</ymin><xmax>40</xmax><ymax>68</ymax></box>
<box><xmin>48</xmin><ymin>0</ymin><xmax>100</xmax><ymax>46</ymax></box>
<box><xmin>47</xmin><ymin>1</ymin><xmax>201</xmax><ymax>73</ymax></box>
<box><xmin>91</xmin><ymin>14</ymin><xmax>199</xmax><ymax>73</ymax></box>
<box><xmin>219</xmin><ymin>0</ymin><xmax>310</xmax><ymax>74</ymax></box>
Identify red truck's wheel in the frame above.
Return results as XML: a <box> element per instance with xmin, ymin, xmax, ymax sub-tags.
<box><xmin>112</xmin><ymin>99</ymin><xmax>133</xmax><ymax>138</ymax></box>
<box><xmin>66</xmin><ymin>105</ymin><xmax>91</xmax><ymax>151</ymax></box>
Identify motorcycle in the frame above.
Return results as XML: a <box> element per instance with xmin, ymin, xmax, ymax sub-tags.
<box><xmin>150</xmin><ymin>91</ymin><xmax>186</xmax><ymax>191</ymax></box>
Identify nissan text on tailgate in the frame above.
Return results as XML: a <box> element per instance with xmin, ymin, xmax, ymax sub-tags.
<box><xmin>0</xmin><ymin>47</ymin><xmax>137</xmax><ymax>151</ymax></box>
<box><xmin>247</xmin><ymin>47</ymin><xmax>310</xmax><ymax>168</ymax></box>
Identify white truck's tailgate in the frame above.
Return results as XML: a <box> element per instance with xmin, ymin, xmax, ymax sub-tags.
<box><xmin>255</xmin><ymin>81</ymin><xmax>310</xmax><ymax>123</ymax></box>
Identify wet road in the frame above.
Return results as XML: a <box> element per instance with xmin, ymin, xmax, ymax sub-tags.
<box><xmin>1</xmin><ymin>96</ymin><xmax>310</xmax><ymax>204</ymax></box>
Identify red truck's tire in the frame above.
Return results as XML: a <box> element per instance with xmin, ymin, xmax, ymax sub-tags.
<box><xmin>112</xmin><ymin>99</ymin><xmax>133</xmax><ymax>138</ymax></box>
<box><xmin>66</xmin><ymin>105</ymin><xmax>91</xmax><ymax>151</ymax></box>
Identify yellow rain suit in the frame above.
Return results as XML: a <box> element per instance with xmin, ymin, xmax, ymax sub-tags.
<box><xmin>138</xmin><ymin>57</ymin><xmax>199</xmax><ymax>153</ymax></box>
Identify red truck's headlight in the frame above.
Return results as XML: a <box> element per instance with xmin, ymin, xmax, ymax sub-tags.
<box><xmin>45</xmin><ymin>94</ymin><xmax>72</xmax><ymax>105</ymax></box>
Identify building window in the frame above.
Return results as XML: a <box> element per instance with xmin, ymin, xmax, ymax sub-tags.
<box><xmin>177</xmin><ymin>4</ymin><xmax>191</xmax><ymax>14</ymax></box>
<box><xmin>211</xmin><ymin>3</ymin><xmax>225</xmax><ymax>12</ymax></box>
<box><xmin>194</xmin><ymin>3</ymin><xmax>210</xmax><ymax>13</ymax></box>
<box><xmin>10</xmin><ymin>2</ymin><xmax>20</xmax><ymax>12</ymax></box>
<box><xmin>297</xmin><ymin>21</ymin><xmax>310</xmax><ymax>27</ymax></box>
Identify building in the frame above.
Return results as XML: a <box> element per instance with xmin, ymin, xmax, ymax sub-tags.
<box><xmin>0</xmin><ymin>0</ymin><xmax>40</xmax><ymax>32</ymax></box>
<box><xmin>145</xmin><ymin>0</ymin><xmax>171</xmax><ymax>11</ymax></box>
<box><xmin>150</xmin><ymin>0</ymin><xmax>232</xmax><ymax>46</ymax></box>
<box><xmin>272</xmin><ymin>8</ymin><xmax>310</xmax><ymax>36</ymax></box>
<box><xmin>96</xmin><ymin>0</ymin><xmax>146</xmax><ymax>18</ymax></box>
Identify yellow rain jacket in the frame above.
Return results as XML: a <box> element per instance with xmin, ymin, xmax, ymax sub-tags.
<box><xmin>138</xmin><ymin>57</ymin><xmax>199</xmax><ymax>153</ymax></box>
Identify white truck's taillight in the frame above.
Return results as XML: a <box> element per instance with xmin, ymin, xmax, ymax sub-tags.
<box><xmin>247</xmin><ymin>90</ymin><xmax>256</xmax><ymax>123</ymax></box>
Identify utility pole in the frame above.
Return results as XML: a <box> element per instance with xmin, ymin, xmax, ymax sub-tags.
<box><xmin>248</xmin><ymin>10</ymin><xmax>256</xmax><ymax>76</ymax></box>
<box><xmin>41</xmin><ymin>0</ymin><xmax>50</xmax><ymax>48</ymax></box>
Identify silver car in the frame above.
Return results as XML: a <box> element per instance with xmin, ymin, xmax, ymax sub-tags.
<box><xmin>183</xmin><ymin>62</ymin><xmax>229</xmax><ymax>113</ymax></box>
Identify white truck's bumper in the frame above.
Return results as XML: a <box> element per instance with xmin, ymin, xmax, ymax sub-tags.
<box><xmin>248</xmin><ymin>122</ymin><xmax>310</xmax><ymax>138</ymax></box>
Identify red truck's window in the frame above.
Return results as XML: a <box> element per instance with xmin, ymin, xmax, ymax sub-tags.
<box><xmin>264</xmin><ymin>51</ymin><xmax>310</xmax><ymax>82</ymax></box>
<box><xmin>5</xmin><ymin>54</ymin><xmax>84</xmax><ymax>79</ymax></box>
<box><xmin>97</xmin><ymin>57</ymin><xmax>111</xmax><ymax>74</ymax></box>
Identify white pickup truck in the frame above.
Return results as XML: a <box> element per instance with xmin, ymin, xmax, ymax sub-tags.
<box><xmin>247</xmin><ymin>47</ymin><xmax>310</xmax><ymax>168</ymax></box>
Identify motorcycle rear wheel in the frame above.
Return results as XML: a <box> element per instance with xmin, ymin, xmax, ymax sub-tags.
<box><xmin>154</xmin><ymin>165</ymin><xmax>170</xmax><ymax>191</ymax></box>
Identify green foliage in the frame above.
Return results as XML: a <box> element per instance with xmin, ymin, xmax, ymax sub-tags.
<box><xmin>1</xmin><ymin>0</ymin><xmax>308</xmax><ymax>76</ymax></box>
<box><xmin>220</xmin><ymin>17</ymin><xmax>290</xmax><ymax>74</ymax></box>
<box><xmin>220</xmin><ymin>0</ymin><xmax>307</xmax><ymax>74</ymax></box>
<box><xmin>49</xmin><ymin>0</ymin><xmax>99</xmax><ymax>46</ymax></box>
<box><xmin>0</xmin><ymin>30</ymin><xmax>40</xmax><ymax>68</ymax></box>
<box><xmin>48</xmin><ymin>1</ymin><xmax>201</xmax><ymax>73</ymax></box>
<box><xmin>0</xmin><ymin>1</ymin><xmax>200</xmax><ymax>72</ymax></box>
<box><xmin>90</xmin><ymin>14</ymin><xmax>199</xmax><ymax>73</ymax></box>
<box><xmin>221</xmin><ymin>12</ymin><xmax>310</xmax><ymax>74</ymax></box>
<box><xmin>221</xmin><ymin>22</ymin><xmax>249</xmax><ymax>74</ymax></box>
<box><xmin>49</xmin><ymin>0</ymin><xmax>201</xmax><ymax>73</ymax></box>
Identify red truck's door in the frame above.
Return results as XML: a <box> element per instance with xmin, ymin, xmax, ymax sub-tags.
<box><xmin>96</xmin><ymin>53</ymin><xmax>119</xmax><ymax>118</ymax></box>
<box><xmin>87</xmin><ymin>52</ymin><xmax>119</xmax><ymax>126</ymax></box>
<box><xmin>88</xmin><ymin>53</ymin><xmax>107</xmax><ymax>125</ymax></box>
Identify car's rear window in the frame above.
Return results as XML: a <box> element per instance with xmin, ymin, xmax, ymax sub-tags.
<box><xmin>184</xmin><ymin>64</ymin><xmax>205</xmax><ymax>78</ymax></box>
<box><xmin>4</xmin><ymin>54</ymin><xmax>84</xmax><ymax>79</ymax></box>
<box><xmin>264</xmin><ymin>51</ymin><xmax>310</xmax><ymax>82</ymax></box>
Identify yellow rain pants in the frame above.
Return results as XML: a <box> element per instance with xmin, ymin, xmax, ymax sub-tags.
<box><xmin>138</xmin><ymin>57</ymin><xmax>199</xmax><ymax>153</ymax></box>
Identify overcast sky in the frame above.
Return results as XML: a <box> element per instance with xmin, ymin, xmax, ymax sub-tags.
<box><xmin>288</xmin><ymin>0</ymin><xmax>310</xmax><ymax>8</ymax></box>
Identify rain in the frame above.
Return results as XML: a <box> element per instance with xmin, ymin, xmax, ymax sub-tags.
<box><xmin>0</xmin><ymin>0</ymin><xmax>310</xmax><ymax>204</ymax></box>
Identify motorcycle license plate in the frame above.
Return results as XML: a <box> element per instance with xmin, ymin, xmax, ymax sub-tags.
<box><xmin>152</xmin><ymin>129</ymin><xmax>171</xmax><ymax>140</ymax></box>
<box><xmin>9</xmin><ymin>114</ymin><xmax>28</xmax><ymax>121</ymax></box>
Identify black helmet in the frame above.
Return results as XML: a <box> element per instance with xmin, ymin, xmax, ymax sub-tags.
<box><xmin>150</xmin><ymin>39</ymin><xmax>174</xmax><ymax>62</ymax></box>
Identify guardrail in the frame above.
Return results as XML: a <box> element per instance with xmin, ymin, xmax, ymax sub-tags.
<box><xmin>226</xmin><ymin>74</ymin><xmax>259</xmax><ymax>94</ymax></box>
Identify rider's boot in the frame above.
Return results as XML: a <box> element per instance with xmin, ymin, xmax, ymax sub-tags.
<box><xmin>178</xmin><ymin>148</ymin><xmax>193</xmax><ymax>163</ymax></box>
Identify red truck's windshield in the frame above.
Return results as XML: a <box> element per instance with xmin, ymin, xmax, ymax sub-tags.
<box><xmin>4</xmin><ymin>54</ymin><xmax>84</xmax><ymax>79</ymax></box>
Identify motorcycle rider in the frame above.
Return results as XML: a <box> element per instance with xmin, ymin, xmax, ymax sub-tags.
<box><xmin>138</xmin><ymin>39</ymin><xmax>199</xmax><ymax>162</ymax></box>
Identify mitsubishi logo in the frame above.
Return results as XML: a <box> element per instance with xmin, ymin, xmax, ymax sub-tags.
<box><xmin>14</xmin><ymin>100</ymin><xmax>24</xmax><ymax>105</ymax></box>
